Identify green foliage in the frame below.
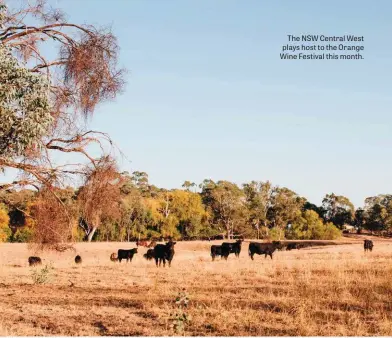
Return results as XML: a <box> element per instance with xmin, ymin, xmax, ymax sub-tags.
<box><xmin>72</xmin><ymin>224</ymin><xmax>86</xmax><ymax>242</ymax></box>
<box><xmin>169</xmin><ymin>289</ymin><xmax>191</xmax><ymax>335</ymax></box>
<box><xmin>322</xmin><ymin>193</ymin><xmax>354</xmax><ymax>228</ymax></box>
<box><xmin>144</xmin><ymin>229</ymin><xmax>162</xmax><ymax>239</ymax></box>
<box><xmin>0</xmin><ymin>203</ymin><xmax>11</xmax><ymax>242</ymax></box>
<box><xmin>322</xmin><ymin>222</ymin><xmax>342</xmax><ymax>240</ymax></box>
<box><xmin>169</xmin><ymin>190</ymin><xmax>209</xmax><ymax>238</ymax></box>
<box><xmin>202</xmin><ymin>180</ymin><xmax>247</xmax><ymax>239</ymax></box>
<box><xmin>268</xmin><ymin>187</ymin><xmax>305</xmax><ymax>230</ymax></box>
<box><xmin>269</xmin><ymin>227</ymin><xmax>285</xmax><ymax>241</ymax></box>
<box><xmin>243</xmin><ymin>181</ymin><xmax>273</xmax><ymax>238</ymax></box>
<box><xmin>287</xmin><ymin>210</ymin><xmax>341</xmax><ymax>240</ymax></box>
<box><xmin>12</xmin><ymin>226</ymin><xmax>34</xmax><ymax>243</ymax></box>
<box><xmin>0</xmin><ymin>4</ymin><xmax>7</xmax><ymax>27</ymax></box>
<box><xmin>362</xmin><ymin>195</ymin><xmax>392</xmax><ymax>232</ymax></box>
<box><xmin>160</xmin><ymin>215</ymin><xmax>181</xmax><ymax>239</ymax></box>
<box><xmin>0</xmin><ymin>45</ymin><xmax>52</xmax><ymax>159</ymax></box>
<box><xmin>30</xmin><ymin>263</ymin><xmax>54</xmax><ymax>284</ymax></box>
<box><xmin>0</xmin><ymin>175</ymin><xmax>390</xmax><ymax>242</ymax></box>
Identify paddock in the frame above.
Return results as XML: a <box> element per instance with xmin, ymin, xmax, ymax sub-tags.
<box><xmin>0</xmin><ymin>239</ymin><xmax>391</xmax><ymax>336</ymax></box>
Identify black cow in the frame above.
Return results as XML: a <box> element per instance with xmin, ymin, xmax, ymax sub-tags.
<box><xmin>153</xmin><ymin>241</ymin><xmax>176</xmax><ymax>267</ymax></box>
<box><xmin>28</xmin><ymin>256</ymin><xmax>42</xmax><ymax>266</ymax></box>
<box><xmin>117</xmin><ymin>248</ymin><xmax>138</xmax><ymax>263</ymax></box>
<box><xmin>286</xmin><ymin>242</ymin><xmax>312</xmax><ymax>250</ymax></box>
<box><xmin>210</xmin><ymin>245</ymin><xmax>223</xmax><ymax>261</ymax></box>
<box><xmin>75</xmin><ymin>255</ymin><xmax>82</xmax><ymax>264</ymax></box>
<box><xmin>248</xmin><ymin>241</ymin><xmax>283</xmax><ymax>260</ymax></box>
<box><xmin>364</xmin><ymin>239</ymin><xmax>374</xmax><ymax>252</ymax></box>
<box><xmin>143</xmin><ymin>248</ymin><xmax>155</xmax><ymax>261</ymax></box>
<box><xmin>286</xmin><ymin>243</ymin><xmax>298</xmax><ymax>250</ymax></box>
<box><xmin>221</xmin><ymin>239</ymin><xmax>243</xmax><ymax>260</ymax></box>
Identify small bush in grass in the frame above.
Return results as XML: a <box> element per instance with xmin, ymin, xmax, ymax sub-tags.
<box><xmin>30</xmin><ymin>263</ymin><xmax>54</xmax><ymax>284</ymax></box>
<box><xmin>169</xmin><ymin>288</ymin><xmax>191</xmax><ymax>335</ymax></box>
<box><xmin>12</xmin><ymin>227</ymin><xmax>34</xmax><ymax>243</ymax></box>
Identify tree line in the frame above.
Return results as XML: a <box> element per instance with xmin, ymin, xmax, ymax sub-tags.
<box><xmin>1</xmin><ymin>2</ymin><xmax>390</xmax><ymax>246</ymax></box>
<box><xmin>0</xmin><ymin>170</ymin><xmax>391</xmax><ymax>243</ymax></box>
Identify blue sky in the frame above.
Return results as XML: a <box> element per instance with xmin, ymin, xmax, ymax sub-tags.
<box><xmin>6</xmin><ymin>0</ymin><xmax>392</xmax><ymax>207</ymax></box>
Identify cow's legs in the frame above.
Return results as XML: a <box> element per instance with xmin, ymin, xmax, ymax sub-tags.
<box><xmin>269</xmin><ymin>253</ymin><xmax>273</xmax><ymax>259</ymax></box>
<box><xmin>250</xmin><ymin>253</ymin><xmax>254</xmax><ymax>260</ymax></box>
<box><xmin>155</xmin><ymin>257</ymin><xmax>159</xmax><ymax>267</ymax></box>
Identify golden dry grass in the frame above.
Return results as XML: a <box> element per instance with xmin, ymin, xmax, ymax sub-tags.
<box><xmin>0</xmin><ymin>238</ymin><xmax>392</xmax><ymax>336</ymax></box>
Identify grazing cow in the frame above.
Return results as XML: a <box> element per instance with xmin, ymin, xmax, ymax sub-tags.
<box><xmin>143</xmin><ymin>248</ymin><xmax>155</xmax><ymax>261</ymax></box>
<box><xmin>28</xmin><ymin>256</ymin><xmax>42</xmax><ymax>266</ymax></box>
<box><xmin>210</xmin><ymin>245</ymin><xmax>223</xmax><ymax>261</ymax></box>
<box><xmin>364</xmin><ymin>239</ymin><xmax>374</xmax><ymax>252</ymax></box>
<box><xmin>75</xmin><ymin>255</ymin><xmax>82</xmax><ymax>264</ymax></box>
<box><xmin>153</xmin><ymin>241</ymin><xmax>176</xmax><ymax>267</ymax></box>
<box><xmin>110</xmin><ymin>253</ymin><xmax>118</xmax><ymax>262</ymax></box>
<box><xmin>221</xmin><ymin>239</ymin><xmax>243</xmax><ymax>260</ymax></box>
<box><xmin>286</xmin><ymin>243</ymin><xmax>298</xmax><ymax>251</ymax></box>
<box><xmin>248</xmin><ymin>241</ymin><xmax>283</xmax><ymax>260</ymax></box>
<box><xmin>117</xmin><ymin>248</ymin><xmax>138</xmax><ymax>263</ymax></box>
<box><xmin>286</xmin><ymin>242</ymin><xmax>312</xmax><ymax>251</ymax></box>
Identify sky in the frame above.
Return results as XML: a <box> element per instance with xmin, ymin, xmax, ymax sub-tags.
<box><xmin>5</xmin><ymin>0</ymin><xmax>392</xmax><ymax>207</ymax></box>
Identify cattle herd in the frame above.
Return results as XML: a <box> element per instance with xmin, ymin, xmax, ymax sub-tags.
<box><xmin>26</xmin><ymin>239</ymin><xmax>375</xmax><ymax>268</ymax></box>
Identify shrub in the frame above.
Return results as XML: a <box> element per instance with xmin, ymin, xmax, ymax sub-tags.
<box><xmin>322</xmin><ymin>222</ymin><xmax>342</xmax><ymax>240</ymax></box>
<box><xmin>30</xmin><ymin>263</ymin><xmax>54</xmax><ymax>284</ymax></box>
<box><xmin>269</xmin><ymin>227</ymin><xmax>285</xmax><ymax>241</ymax></box>
<box><xmin>0</xmin><ymin>204</ymin><xmax>11</xmax><ymax>242</ymax></box>
<box><xmin>169</xmin><ymin>289</ymin><xmax>191</xmax><ymax>335</ymax></box>
<box><xmin>286</xmin><ymin>210</ymin><xmax>341</xmax><ymax>240</ymax></box>
<box><xmin>12</xmin><ymin>227</ymin><xmax>34</xmax><ymax>243</ymax></box>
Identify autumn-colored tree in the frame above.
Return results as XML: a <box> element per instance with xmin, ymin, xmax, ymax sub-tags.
<box><xmin>0</xmin><ymin>189</ymin><xmax>36</xmax><ymax>230</ymax></box>
<box><xmin>169</xmin><ymin>190</ymin><xmax>209</xmax><ymax>238</ymax></box>
<box><xmin>0</xmin><ymin>203</ymin><xmax>11</xmax><ymax>242</ymax></box>
<box><xmin>26</xmin><ymin>190</ymin><xmax>71</xmax><ymax>249</ymax></box>
<box><xmin>0</xmin><ymin>0</ymin><xmax>125</xmax><ymax>245</ymax></box>
<box><xmin>77</xmin><ymin>157</ymin><xmax>123</xmax><ymax>241</ymax></box>
<box><xmin>287</xmin><ymin>210</ymin><xmax>341</xmax><ymax>240</ymax></box>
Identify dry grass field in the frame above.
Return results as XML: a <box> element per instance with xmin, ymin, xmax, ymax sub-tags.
<box><xmin>0</xmin><ymin>238</ymin><xmax>392</xmax><ymax>336</ymax></box>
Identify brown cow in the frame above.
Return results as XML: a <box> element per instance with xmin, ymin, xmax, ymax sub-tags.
<box><xmin>110</xmin><ymin>253</ymin><xmax>118</xmax><ymax>262</ymax></box>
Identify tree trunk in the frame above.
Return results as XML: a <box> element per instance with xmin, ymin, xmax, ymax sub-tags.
<box><xmin>87</xmin><ymin>226</ymin><xmax>97</xmax><ymax>242</ymax></box>
<box><xmin>127</xmin><ymin>229</ymin><xmax>130</xmax><ymax>242</ymax></box>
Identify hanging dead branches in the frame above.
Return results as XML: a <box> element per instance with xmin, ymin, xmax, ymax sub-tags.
<box><xmin>0</xmin><ymin>0</ymin><xmax>126</xmax><ymax>246</ymax></box>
